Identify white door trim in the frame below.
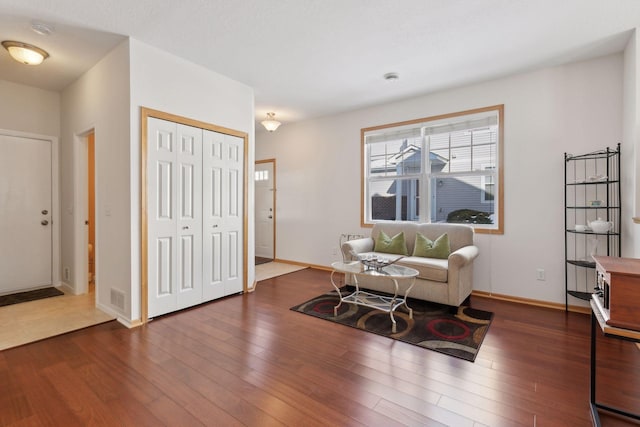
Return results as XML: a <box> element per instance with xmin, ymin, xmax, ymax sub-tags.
<box><xmin>0</xmin><ymin>128</ymin><xmax>60</xmax><ymax>288</ymax></box>
<box><xmin>140</xmin><ymin>107</ymin><xmax>249</xmax><ymax>323</ymax></box>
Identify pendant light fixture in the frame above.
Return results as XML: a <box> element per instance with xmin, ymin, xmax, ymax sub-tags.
<box><xmin>2</xmin><ymin>40</ymin><xmax>49</xmax><ymax>65</ymax></box>
<box><xmin>261</xmin><ymin>112</ymin><xmax>282</xmax><ymax>132</ymax></box>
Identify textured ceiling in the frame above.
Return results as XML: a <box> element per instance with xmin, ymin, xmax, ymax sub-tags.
<box><xmin>0</xmin><ymin>0</ymin><xmax>639</xmax><ymax>126</ymax></box>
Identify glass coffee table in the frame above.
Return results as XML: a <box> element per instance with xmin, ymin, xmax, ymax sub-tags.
<box><xmin>330</xmin><ymin>261</ymin><xmax>419</xmax><ymax>333</ymax></box>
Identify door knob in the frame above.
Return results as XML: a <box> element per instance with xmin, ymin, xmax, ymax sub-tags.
<box><xmin>41</xmin><ymin>209</ymin><xmax>48</xmax><ymax>215</ymax></box>
<box><xmin>182</xmin><ymin>226</ymin><xmax>190</xmax><ymax>230</ymax></box>
<box><xmin>41</xmin><ymin>220</ymin><xmax>49</xmax><ymax>226</ymax></box>
<box><xmin>268</xmin><ymin>215</ymin><xmax>273</xmax><ymax>219</ymax></box>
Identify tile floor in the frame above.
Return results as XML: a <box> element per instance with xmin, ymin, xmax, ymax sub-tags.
<box><xmin>0</xmin><ymin>288</ymin><xmax>114</xmax><ymax>351</ymax></box>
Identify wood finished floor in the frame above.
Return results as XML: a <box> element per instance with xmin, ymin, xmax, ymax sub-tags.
<box><xmin>2</xmin><ymin>268</ymin><xmax>639</xmax><ymax>426</ymax></box>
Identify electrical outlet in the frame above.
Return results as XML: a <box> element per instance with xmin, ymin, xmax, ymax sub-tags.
<box><xmin>536</xmin><ymin>268</ymin><xmax>545</xmax><ymax>281</ymax></box>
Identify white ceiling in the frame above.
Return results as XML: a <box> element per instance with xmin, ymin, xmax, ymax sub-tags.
<box><xmin>1</xmin><ymin>0</ymin><xmax>639</xmax><ymax>127</ymax></box>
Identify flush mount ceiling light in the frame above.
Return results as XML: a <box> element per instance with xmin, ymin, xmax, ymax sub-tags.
<box><xmin>261</xmin><ymin>112</ymin><xmax>282</xmax><ymax>132</ymax></box>
<box><xmin>2</xmin><ymin>40</ymin><xmax>49</xmax><ymax>65</ymax></box>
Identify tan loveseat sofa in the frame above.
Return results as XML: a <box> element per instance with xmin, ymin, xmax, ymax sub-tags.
<box><xmin>340</xmin><ymin>222</ymin><xmax>479</xmax><ymax>306</ymax></box>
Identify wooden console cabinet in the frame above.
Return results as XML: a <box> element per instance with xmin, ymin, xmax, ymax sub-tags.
<box><xmin>592</xmin><ymin>255</ymin><xmax>640</xmax><ymax>331</ymax></box>
<box><xmin>590</xmin><ymin>296</ymin><xmax>640</xmax><ymax>426</ymax></box>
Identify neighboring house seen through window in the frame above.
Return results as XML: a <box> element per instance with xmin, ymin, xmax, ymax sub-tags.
<box><xmin>361</xmin><ymin>105</ymin><xmax>503</xmax><ymax>233</ymax></box>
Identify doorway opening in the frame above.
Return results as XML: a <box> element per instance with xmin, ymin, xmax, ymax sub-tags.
<box><xmin>87</xmin><ymin>133</ymin><xmax>96</xmax><ymax>292</ymax></box>
<box><xmin>73</xmin><ymin>130</ymin><xmax>97</xmax><ymax>298</ymax></box>
<box><xmin>255</xmin><ymin>159</ymin><xmax>276</xmax><ymax>265</ymax></box>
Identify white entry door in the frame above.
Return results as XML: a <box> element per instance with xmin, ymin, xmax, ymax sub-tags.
<box><xmin>147</xmin><ymin>118</ymin><xmax>203</xmax><ymax>317</ymax></box>
<box><xmin>202</xmin><ymin>130</ymin><xmax>244</xmax><ymax>301</ymax></box>
<box><xmin>0</xmin><ymin>135</ymin><xmax>52</xmax><ymax>294</ymax></box>
<box><xmin>255</xmin><ymin>161</ymin><xmax>274</xmax><ymax>259</ymax></box>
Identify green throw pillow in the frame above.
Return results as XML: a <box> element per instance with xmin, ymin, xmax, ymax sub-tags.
<box><xmin>374</xmin><ymin>230</ymin><xmax>409</xmax><ymax>255</ymax></box>
<box><xmin>412</xmin><ymin>232</ymin><xmax>450</xmax><ymax>259</ymax></box>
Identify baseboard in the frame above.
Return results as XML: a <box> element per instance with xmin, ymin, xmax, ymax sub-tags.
<box><xmin>94</xmin><ymin>301</ymin><xmax>135</xmax><ymax>327</ymax></box>
<box><xmin>56</xmin><ymin>282</ymin><xmax>75</xmax><ymax>295</ymax></box>
<box><xmin>472</xmin><ymin>290</ymin><xmax>591</xmax><ymax>314</ymax></box>
<box><xmin>278</xmin><ymin>262</ymin><xmax>590</xmax><ymax>313</ymax></box>
<box><xmin>118</xmin><ymin>318</ymin><xmax>144</xmax><ymax>328</ymax></box>
<box><xmin>273</xmin><ymin>258</ymin><xmax>330</xmax><ymax>271</ymax></box>
<box><xmin>307</xmin><ymin>263</ymin><xmax>332</xmax><ymax>272</ymax></box>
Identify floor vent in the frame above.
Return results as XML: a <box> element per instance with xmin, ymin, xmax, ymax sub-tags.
<box><xmin>110</xmin><ymin>289</ymin><xmax>125</xmax><ymax>310</ymax></box>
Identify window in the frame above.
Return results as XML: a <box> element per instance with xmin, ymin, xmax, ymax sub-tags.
<box><xmin>361</xmin><ymin>105</ymin><xmax>503</xmax><ymax>233</ymax></box>
<box><xmin>481</xmin><ymin>166</ymin><xmax>495</xmax><ymax>203</ymax></box>
<box><xmin>255</xmin><ymin>170</ymin><xmax>269</xmax><ymax>181</ymax></box>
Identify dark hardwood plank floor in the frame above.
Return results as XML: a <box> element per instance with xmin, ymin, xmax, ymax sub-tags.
<box><xmin>1</xmin><ymin>268</ymin><xmax>639</xmax><ymax>426</ymax></box>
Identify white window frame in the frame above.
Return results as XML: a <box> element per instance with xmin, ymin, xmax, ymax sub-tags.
<box><xmin>361</xmin><ymin>105</ymin><xmax>504</xmax><ymax>234</ymax></box>
<box><xmin>481</xmin><ymin>165</ymin><xmax>495</xmax><ymax>204</ymax></box>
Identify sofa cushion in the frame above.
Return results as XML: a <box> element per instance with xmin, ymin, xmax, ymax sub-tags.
<box><xmin>372</xmin><ymin>222</ymin><xmax>418</xmax><ymax>254</ymax></box>
<box><xmin>397</xmin><ymin>256</ymin><xmax>449</xmax><ymax>283</ymax></box>
<box><xmin>355</xmin><ymin>252</ymin><xmax>449</xmax><ymax>283</ymax></box>
<box><xmin>412</xmin><ymin>232</ymin><xmax>450</xmax><ymax>259</ymax></box>
<box><xmin>374</xmin><ymin>230</ymin><xmax>409</xmax><ymax>255</ymax></box>
<box><xmin>415</xmin><ymin>223</ymin><xmax>473</xmax><ymax>252</ymax></box>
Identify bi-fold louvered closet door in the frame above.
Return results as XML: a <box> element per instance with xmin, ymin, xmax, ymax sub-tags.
<box><xmin>147</xmin><ymin>117</ymin><xmax>243</xmax><ymax>318</ymax></box>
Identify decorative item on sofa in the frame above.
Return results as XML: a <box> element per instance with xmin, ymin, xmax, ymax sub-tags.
<box><xmin>342</xmin><ymin>222</ymin><xmax>479</xmax><ymax>307</ymax></box>
<box><xmin>373</xmin><ymin>230</ymin><xmax>409</xmax><ymax>255</ymax></box>
<box><xmin>413</xmin><ymin>232</ymin><xmax>450</xmax><ymax>259</ymax></box>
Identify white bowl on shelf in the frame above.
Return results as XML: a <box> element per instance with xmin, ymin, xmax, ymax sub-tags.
<box><xmin>588</xmin><ymin>218</ymin><xmax>613</xmax><ymax>233</ymax></box>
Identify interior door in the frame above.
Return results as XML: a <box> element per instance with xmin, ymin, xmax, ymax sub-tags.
<box><xmin>147</xmin><ymin>118</ymin><xmax>204</xmax><ymax>317</ymax></box>
<box><xmin>202</xmin><ymin>130</ymin><xmax>243</xmax><ymax>301</ymax></box>
<box><xmin>255</xmin><ymin>161</ymin><xmax>274</xmax><ymax>259</ymax></box>
<box><xmin>175</xmin><ymin>124</ymin><xmax>203</xmax><ymax>311</ymax></box>
<box><xmin>147</xmin><ymin>118</ymin><xmax>178</xmax><ymax>317</ymax></box>
<box><xmin>0</xmin><ymin>134</ymin><xmax>52</xmax><ymax>294</ymax></box>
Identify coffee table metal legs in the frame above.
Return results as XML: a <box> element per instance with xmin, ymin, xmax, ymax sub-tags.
<box><xmin>330</xmin><ymin>270</ymin><xmax>343</xmax><ymax>316</ymax></box>
<box><xmin>330</xmin><ymin>269</ymin><xmax>416</xmax><ymax>333</ymax></box>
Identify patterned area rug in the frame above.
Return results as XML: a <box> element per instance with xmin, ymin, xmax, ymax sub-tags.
<box><xmin>291</xmin><ymin>286</ymin><xmax>493</xmax><ymax>362</ymax></box>
<box><xmin>0</xmin><ymin>287</ymin><xmax>64</xmax><ymax>307</ymax></box>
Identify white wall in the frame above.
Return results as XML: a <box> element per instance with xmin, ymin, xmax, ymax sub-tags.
<box><xmin>128</xmin><ymin>39</ymin><xmax>255</xmax><ymax>321</ymax></box>
<box><xmin>0</xmin><ymin>80</ymin><xmax>60</xmax><ymax>136</ymax></box>
<box><xmin>61</xmin><ymin>41</ymin><xmax>131</xmax><ymax>319</ymax></box>
<box><xmin>61</xmin><ymin>38</ymin><xmax>255</xmax><ymax>325</ymax></box>
<box><xmin>256</xmin><ymin>53</ymin><xmax>626</xmax><ymax>306</ymax></box>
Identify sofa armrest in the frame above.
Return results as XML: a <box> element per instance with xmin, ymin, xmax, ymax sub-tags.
<box><xmin>448</xmin><ymin>245</ymin><xmax>479</xmax><ymax>269</ymax></box>
<box><xmin>341</xmin><ymin>238</ymin><xmax>374</xmax><ymax>261</ymax></box>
